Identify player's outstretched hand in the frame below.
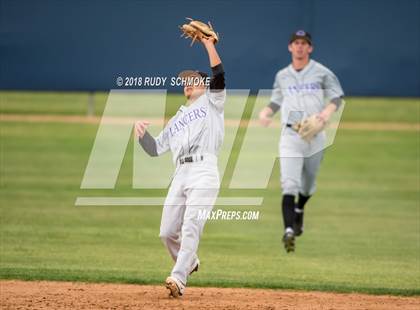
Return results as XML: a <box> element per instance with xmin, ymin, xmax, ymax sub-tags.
<box><xmin>134</xmin><ymin>120</ymin><xmax>150</xmax><ymax>138</ymax></box>
<box><xmin>259</xmin><ymin>115</ymin><xmax>272</xmax><ymax>127</ymax></box>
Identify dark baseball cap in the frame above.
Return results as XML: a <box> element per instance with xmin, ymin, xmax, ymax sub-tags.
<box><xmin>289</xmin><ymin>30</ymin><xmax>312</xmax><ymax>45</ymax></box>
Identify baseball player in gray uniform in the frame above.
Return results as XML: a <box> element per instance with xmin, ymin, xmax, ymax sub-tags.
<box><xmin>259</xmin><ymin>30</ymin><xmax>344</xmax><ymax>253</ymax></box>
<box><xmin>135</xmin><ymin>36</ymin><xmax>225</xmax><ymax>297</ymax></box>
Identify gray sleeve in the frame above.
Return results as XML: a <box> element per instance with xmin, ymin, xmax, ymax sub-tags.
<box><xmin>154</xmin><ymin>128</ymin><xmax>170</xmax><ymax>155</ymax></box>
<box><xmin>330</xmin><ymin>96</ymin><xmax>344</xmax><ymax>109</ymax></box>
<box><xmin>138</xmin><ymin>131</ymin><xmax>158</xmax><ymax>157</ymax></box>
<box><xmin>268</xmin><ymin>102</ymin><xmax>280</xmax><ymax>114</ymax></box>
<box><xmin>323</xmin><ymin>70</ymin><xmax>344</xmax><ymax>102</ymax></box>
<box><xmin>270</xmin><ymin>73</ymin><xmax>283</xmax><ymax>110</ymax></box>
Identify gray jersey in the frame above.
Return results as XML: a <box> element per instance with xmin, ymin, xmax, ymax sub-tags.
<box><xmin>154</xmin><ymin>89</ymin><xmax>226</xmax><ymax>164</ymax></box>
<box><xmin>270</xmin><ymin>59</ymin><xmax>344</xmax><ymax>124</ymax></box>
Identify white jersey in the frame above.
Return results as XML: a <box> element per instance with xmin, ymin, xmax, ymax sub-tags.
<box><xmin>154</xmin><ymin>89</ymin><xmax>226</xmax><ymax>164</ymax></box>
<box><xmin>270</xmin><ymin>59</ymin><xmax>344</xmax><ymax>124</ymax></box>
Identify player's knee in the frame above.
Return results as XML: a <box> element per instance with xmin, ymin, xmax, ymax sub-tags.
<box><xmin>300</xmin><ymin>189</ymin><xmax>313</xmax><ymax>196</ymax></box>
<box><xmin>159</xmin><ymin>229</ymin><xmax>178</xmax><ymax>243</ymax></box>
<box><xmin>301</xmin><ymin>177</ymin><xmax>317</xmax><ymax>196</ymax></box>
<box><xmin>159</xmin><ymin>234</ymin><xmax>174</xmax><ymax>247</ymax></box>
<box><xmin>281</xmin><ymin>178</ymin><xmax>299</xmax><ymax>196</ymax></box>
<box><xmin>308</xmin><ymin>185</ymin><xmax>317</xmax><ymax>196</ymax></box>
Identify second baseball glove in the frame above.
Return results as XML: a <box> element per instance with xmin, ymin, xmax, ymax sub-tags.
<box><xmin>180</xmin><ymin>18</ymin><xmax>219</xmax><ymax>46</ymax></box>
<box><xmin>297</xmin><ymin>114</ymin><xmax>326</xmax><ymax>142</ymax></box>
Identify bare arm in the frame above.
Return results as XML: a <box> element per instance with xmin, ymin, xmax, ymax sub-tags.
<box><xmin>259</xmin><ymin>106</ymin><xmax>275</xmax><ymax>127</ymax></box>
<box><xmin>319</xmin><ymin>102</ymin><xmax>338</xmax><ymax>122</ymax></box>
<box><xmin>201</xmin><ymin>36</ymin><xmax>225</xmax><ymax>94</ymax></box>
<box><xmin>201</xmin><ymin>37</ymin><xmax>221</xmax><ymax>67</ymax></box>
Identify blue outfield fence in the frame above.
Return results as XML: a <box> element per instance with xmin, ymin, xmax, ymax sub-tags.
<box><xmin>1</xmin><ymin>0</ymin><xmax>419</xmax><ymax>96</ymax></box>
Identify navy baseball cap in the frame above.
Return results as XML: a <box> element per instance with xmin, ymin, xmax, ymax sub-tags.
<box><xmin>289</xmin><ymin>30</ymin><xmax>312</xmax><ymax>45</ymax></box>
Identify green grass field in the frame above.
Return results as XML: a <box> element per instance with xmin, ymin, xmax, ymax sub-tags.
<box><xmin>0</xmin><ymin>91</ymin><xmax>419</xmax><ymax>296</ymax></box>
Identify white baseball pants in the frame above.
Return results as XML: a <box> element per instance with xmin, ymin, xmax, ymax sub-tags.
<box><xmin>279</xmin><ymin>128</ymin><xmax>325</xmax><ymax>196</ymax></box>
<box><xmin>159</xmin><ymin>154</ymin><xmax>219</xmax><ymax>285</ymax></box>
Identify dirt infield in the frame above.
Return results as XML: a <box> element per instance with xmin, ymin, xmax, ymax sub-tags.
<box><xmin>1</xmin><ymin>114</ymin><xmax>419</xmax><ymax>131</ymax></box>
<box><xmin>1</xmin><ymin>281</ymin><xmax>419</xmax><ymax>310</ymax></box>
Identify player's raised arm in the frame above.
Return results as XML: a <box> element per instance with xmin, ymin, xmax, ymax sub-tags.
<box><xmin>199</xmin><ymin>36</ymin><xmax>226</xmax><ymax>112</ymax></box>
<box><xmin>179</xmin><ymin>18</ymin><xmax>225</xmax><ymax>94</ymax></box>
<box><xmin>202</xmin><ymin>37</ymin><xmax>221</xmax><ymax>68</ymax></box>
<box><xmin>201</xmin><ymin>37</ymin><xmax>225</xmax><ymax>91</ymax></box>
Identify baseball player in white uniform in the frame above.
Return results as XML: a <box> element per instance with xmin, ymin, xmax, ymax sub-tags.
<box><xmin>259</xmin><ymin>30</ymin><xmax>344</xmax><ymax>253</ymax></box>
<box><xmin>135</xmin><ymin>36</ymin><xmax>225</xmax><ymax>297</ymax></box>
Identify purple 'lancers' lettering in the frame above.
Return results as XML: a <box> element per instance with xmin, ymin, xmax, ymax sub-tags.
<box><xmin>287</xmin><ymin>82</ymin><xmax>321</xmax><ymax>95</ymax></box>
<box><xmin>168</xmin><ymin>106</ymin><xmax>208</xmax><ymax>137</ymax></box>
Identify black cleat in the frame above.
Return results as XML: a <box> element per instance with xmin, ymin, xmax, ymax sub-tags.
<box><xmin>282</xmin><ymin>231</ymin><xmax>295</xmax><ymax>253</ymax></box>
<box><xmin>189</xmin><ymin>263</ymin><xmax>199</xmax><ymax>275</ymax></box>
<box><xmin>189</xmin><ymin>258</ymin><xmax>200</xmax><ymax>275</ymax></box>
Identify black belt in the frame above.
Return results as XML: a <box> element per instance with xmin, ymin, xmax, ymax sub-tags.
<box><xmin>179</xmin><ymin>155</ymin><xmax>204</xmax><ymax>165</ymax></box>
<box><xmin>286</xmin><ymin>123</ymin><xmax>299</xmax><ymax>132</ymax></box>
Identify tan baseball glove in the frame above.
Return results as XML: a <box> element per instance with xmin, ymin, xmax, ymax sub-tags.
<box><xmin>296</xmin><ymin>114</ymin><xmax>327</xmax><ymax>142</ymax></box>
<box><xmin>180</xmin><ymin>18</ymin><xmax>219</xmax><ymax>46</ymax></box>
